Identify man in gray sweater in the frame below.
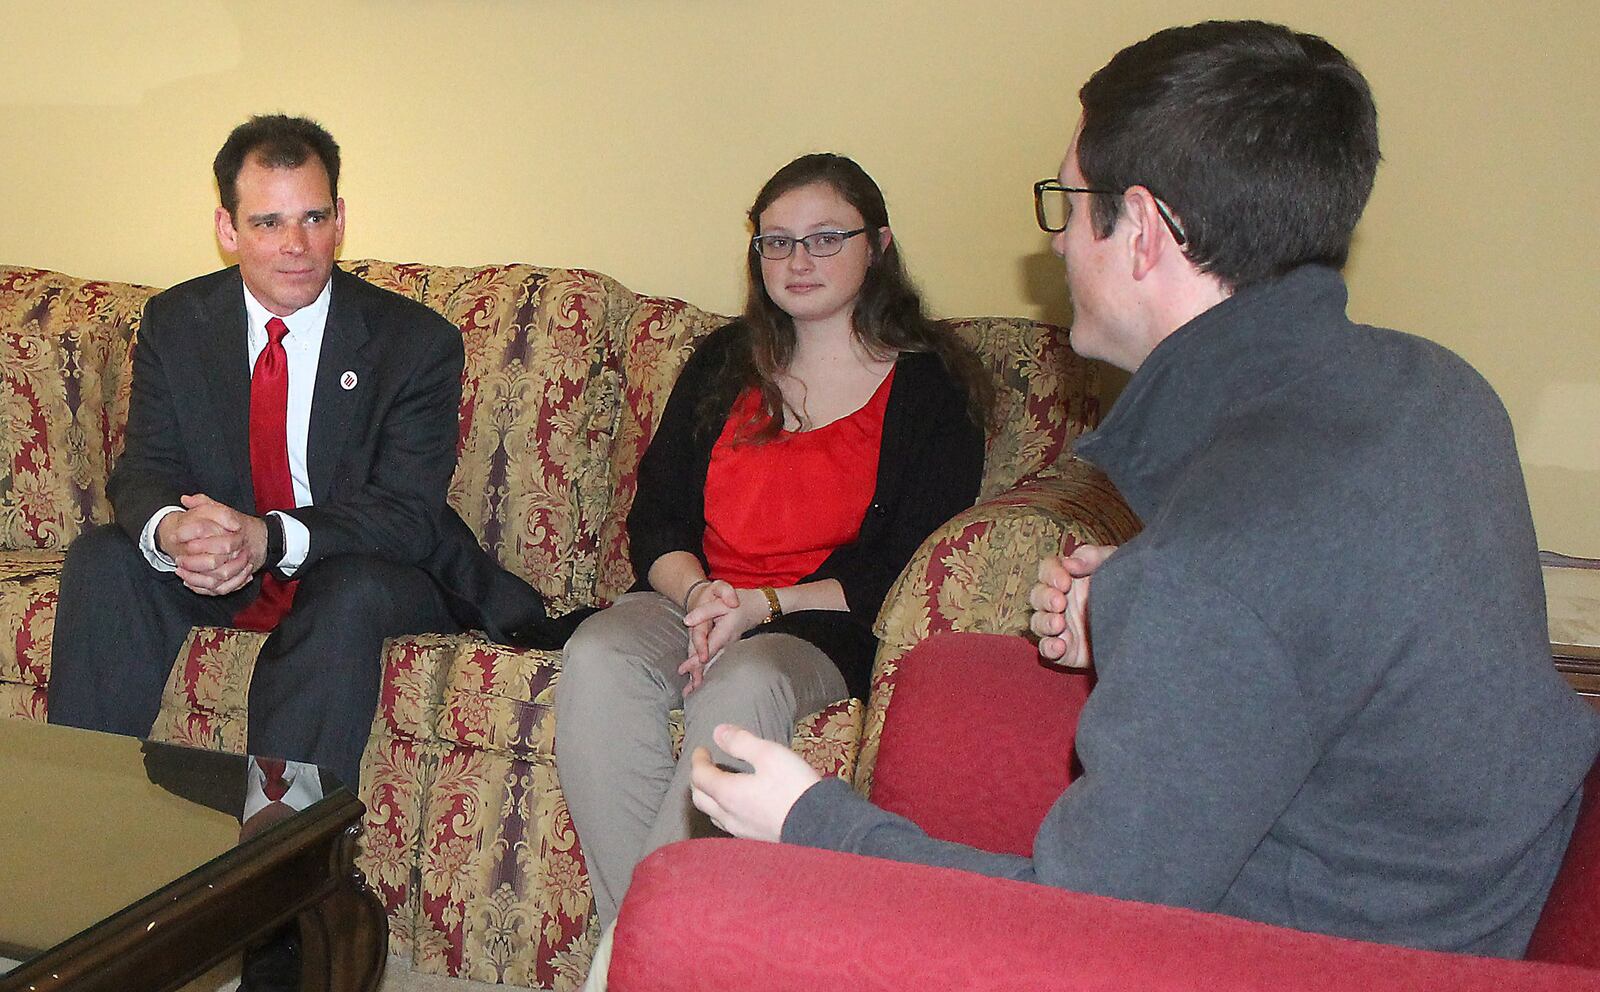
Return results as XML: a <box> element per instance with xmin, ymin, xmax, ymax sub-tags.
<box><xmin>689</xmin><ymin>20</ymin><xmax>1600</xmax><ymax>956</ymax></box>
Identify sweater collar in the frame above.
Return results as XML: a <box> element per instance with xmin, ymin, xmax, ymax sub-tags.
<box><xmin>1074</xmin><ymin>265</ymin><xmax>1351</xmax><ymax>521</ymax></box>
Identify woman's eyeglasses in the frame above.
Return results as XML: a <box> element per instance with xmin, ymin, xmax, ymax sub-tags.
<box><xmin>751</xmin><ymin>228</ymin><xmax>868</xmax><ymax>260</ymax></box>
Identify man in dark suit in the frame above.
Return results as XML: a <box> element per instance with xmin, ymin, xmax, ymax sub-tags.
<box><xmin>48</xmin><ymin>114</ymin><xmax>544</xmax><ymax>790</ymax></box>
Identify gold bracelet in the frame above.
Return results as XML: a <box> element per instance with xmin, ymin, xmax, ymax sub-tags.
<box><xmin>759</xmin><ymin>586</ymin><xmax>783</xmax><ymax>622</ymax></box>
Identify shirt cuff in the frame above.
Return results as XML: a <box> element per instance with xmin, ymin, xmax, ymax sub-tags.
<box><xmin>138</xmin><ymin>506</ymin><xmax>183</xmax><ymax>572</ymax></box>
<box><xmin>270</xmin><ymin>510</ymin><xmax>309</xmax><ymax>577</ymax></box>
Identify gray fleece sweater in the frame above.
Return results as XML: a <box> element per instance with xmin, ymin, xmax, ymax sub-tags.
<box><xmin>783</xmin><ymin>265</ymin><xmax>1600</xmax><ymax>956</ymax></box>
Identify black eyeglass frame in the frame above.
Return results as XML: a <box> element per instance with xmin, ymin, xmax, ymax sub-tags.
<box><xmin>1033</xmin><ymin>178</ymin><xmax>1188</xmax><ymax>246</ymax></box>
<box><xmin>750</xmin><ymin>227</ymin><xmax>869</xmax><ymax>260</ymax></box>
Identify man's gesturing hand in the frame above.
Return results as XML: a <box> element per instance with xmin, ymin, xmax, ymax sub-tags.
<box><xmin>689</xmin><ymin>723</ymin><xmax>821</xmax><ymax>842</ymax></box>
<box><xmin>1028</xmin><ymin>543</ymin><xmax>1116</xmax><ymax>668</ymax></box>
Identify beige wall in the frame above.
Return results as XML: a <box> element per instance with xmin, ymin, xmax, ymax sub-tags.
<box><xmin>2</xmin><ymin>0</ymin><xmax>1595</xmax><ymax>552</ymax></box>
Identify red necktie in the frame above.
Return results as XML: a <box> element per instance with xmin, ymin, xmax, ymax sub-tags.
<box><xmin>257</xmin><ymin>757</ymin><xmax>290</xmax><ymax>802</ymax></box>
<box><xmin>233</xmin><ymin>316</ymin><xmax>298</xmax><ymax>631</ymax></box>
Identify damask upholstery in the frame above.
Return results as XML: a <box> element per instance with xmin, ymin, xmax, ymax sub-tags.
<box><xmin>0</xmin><ymin>261</ymin><xmax>1135</xmax><ymax>989</ymax></box>
<box><xmin>0</xmin><ymin>550</ymin><xmax>60</xmax><ymax>722</ymax></box>
<box><xmin>1</xmin><ymin>266</ymin><xmax>149</xmax><ymax>725</ymax></box>
<box><xmin>0</xmin><ymin>268</ymin><xmax>144</xmax><ymax>552</ymax></box>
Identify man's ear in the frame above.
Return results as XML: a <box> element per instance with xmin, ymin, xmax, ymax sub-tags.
<box><xmin>334</xmin><ymin>197</ymin><xmax>347</xmax><ymax>249</ymax></box>
<box><xmin>215</xmin><ymin>206</ymin><xmax>239</xmax><ymax>254</ymax></box>
<box><xmin>1123</xmin><ymin>186</ymin><xmax>1175</xmax><ymax>281</ymax></box>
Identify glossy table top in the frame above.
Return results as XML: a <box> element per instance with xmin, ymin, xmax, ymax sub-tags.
<box><xmin>0</xmin><ymin>720</ymin><xmax>342</xmax><ymax>971</ymax></box>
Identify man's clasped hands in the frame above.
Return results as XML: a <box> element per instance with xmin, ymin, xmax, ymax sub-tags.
<box><xmin>157</xmin><ymin>493</ymin><xmax>271</xmax><ymax>596</ymax></box>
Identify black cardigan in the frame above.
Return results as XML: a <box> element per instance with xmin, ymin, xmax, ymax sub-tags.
<box><xmin>626</xmin><ymin>321</ymin><xmax>985</xmax><ymax>698</ymax></box>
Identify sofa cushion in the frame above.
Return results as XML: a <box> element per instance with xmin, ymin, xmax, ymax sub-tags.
<box><xmin>592</xmin><ymin>294</ymin><xmax>728</xmax><ymax>605</ymax></box>
<box><xmin>429</xmin><ymin>637</ymin><xmax>861</xmax><ymax>769</ymax></box>
<box><xmin>414</xmin><ymin>638</ymin><xmax>861</xmax><ymax>987</ymax></box>
<box><xmin>361</xmin><ymin>634</ymin><xmax>464</xmax><ymax>964</ymax></box>
<box><xmin>342</xmin><ymin>262</ymin><xmax>632</xmax><ymax>614</ymax></box>
<box><xmin>0</xmin><ymin>550</ymin><xmax>61</xmax><ymax>702</ymax></box>
<box><xmin>146</xmin><ymin>626</ymin><xmax>268</xmax><ymax>752</ymax></box>
<box><xmin>414</xmin><ymin>723</ymin><xmax>594</xmax><ymax>987</ymax></box>
<box><xmin>435</xmin><ymin>641</ymin><xmax>561</xmax><ymax>757</ymax></box>
<box><xmin>945</xmin><ymin>316</ymin><xmax>1103</xmax><ymax>498</ymax></box>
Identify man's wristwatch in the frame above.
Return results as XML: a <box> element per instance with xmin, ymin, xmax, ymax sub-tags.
<box><xmin>263</xmin><ymin>513</ymin><xmax>285</xmax><ymax>576</ymax></box>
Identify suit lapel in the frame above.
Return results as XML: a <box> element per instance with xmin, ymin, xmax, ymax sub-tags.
<box><xmin>199</xmin><ymin>271</ymin><xmax>255</xmax><ymax>507</ymax></box>
<box><xmin>307</xmin><ymin>270</ymin><xmax>375</xmax><ymax>503</ymax></box>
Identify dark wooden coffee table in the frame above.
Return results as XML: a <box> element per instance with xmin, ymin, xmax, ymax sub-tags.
<box><xmin>0</xmin><ymin>720</ymin><xmax>386</xmax><ymax>992</ymax></box>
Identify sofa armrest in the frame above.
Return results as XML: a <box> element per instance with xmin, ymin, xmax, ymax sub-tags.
<box><xmin>873</xmin><ymin>456</ymin><xmax>1137</xmax><ymax>669</ymax></box>
<box><xmin>857</xmin><ymin>459</ymin><xmax>1137</xmax><ymax>792</ymax></box>
<box><xmin>610</xmin><ymin>839</ymin><xmax>1592</xmax><ymax>992</ymax></box>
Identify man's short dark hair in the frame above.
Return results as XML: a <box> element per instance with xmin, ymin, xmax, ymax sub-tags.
<box><xmin>213</xmin><ymin>114</ymin><xmax>341</xmax><ymax>219</ymax></box>
<box><xmin>1077</xmin><ymin>20</ymin><xmax>1380</xmax><ymax>290</ymax></box>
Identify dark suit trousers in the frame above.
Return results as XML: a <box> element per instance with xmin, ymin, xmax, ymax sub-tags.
<box><xmin>48</xmin><ymin>523</ymin><xmax>459</xmax><ymax>788</ymax></box>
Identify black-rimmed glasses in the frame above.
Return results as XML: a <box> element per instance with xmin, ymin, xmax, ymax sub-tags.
<box><xmin>1033</xmin><ymin>178</ymin><xmax>1188</xmax><ymax>246</ymax></box>
<box><xmin>751</xmin><ymin>228</ymin><xmax>868</xmax><ymax>260</ymax></box>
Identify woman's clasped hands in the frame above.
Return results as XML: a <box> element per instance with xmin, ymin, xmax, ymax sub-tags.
<box><xmin>678</xmin><ymin>579</ymin><xmax>774</xmax><ymax>693</ymax></box>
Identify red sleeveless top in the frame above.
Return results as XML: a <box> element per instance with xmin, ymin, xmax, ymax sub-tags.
<box><xmin>703</xmin><ymin>368</ymin><xmax>894</xmax><ymax>588</ymax></box>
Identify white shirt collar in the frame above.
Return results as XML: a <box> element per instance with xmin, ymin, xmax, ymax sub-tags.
<box><xmin>242</xmin><ymin>276</ymin><xmax>333</xmax><ymax>349</ymax></box>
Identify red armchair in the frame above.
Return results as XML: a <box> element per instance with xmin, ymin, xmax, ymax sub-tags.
<box><xmin>609</xmin><ymin>632</ymin><xmax>1600</xmax><ymax>991</ymax></box>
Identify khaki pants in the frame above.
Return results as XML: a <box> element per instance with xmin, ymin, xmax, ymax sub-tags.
<box><xmin>554</xmin><ymin>591</ymin><xmax>847</xmax><ymax>926</ymax></box>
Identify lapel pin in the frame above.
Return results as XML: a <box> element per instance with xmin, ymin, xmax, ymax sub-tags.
<box><xmin>340</xmin><ymin>370</ymin><xmax>358</xmax><ymax>390</ymax></box>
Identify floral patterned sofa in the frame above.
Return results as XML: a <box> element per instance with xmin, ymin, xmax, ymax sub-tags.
<box><xmin>0</xmin><ymin>260</ymin><xmax>1138</xmax><ymax>989</ymax></box>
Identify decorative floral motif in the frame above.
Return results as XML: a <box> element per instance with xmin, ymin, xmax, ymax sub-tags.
<box><xmin>547</xmin><ymin>924</ymin><xmax>600</xmax><ymax>992</ymax></box>
<box><xmin>941</xmin><ymin>316</ymin><xmax>1103</xmax><ymax>498</ymax></box>
<box><xmin>793</xmin><ymin>698</ymin><xmax>865</xmax><ymax>781</ymax></box>
<box><xmin>0</xmin><ymin>267</ymin><xmax>149</xmax><ymax>552</ymax></box>
<box><xmin>0</xmin><ymin>551</ymin><xmax>61</xmax><ymax>702</ymax></box>
<box><xmin>146</xmin><ymin>626</ymin><xmax>266</xmax><ymax>752</ymax></box>
<box><xmin>1</xmin><ymin>261</ymin><xmax>1132</xmax><ymax>990</ymax></box>
<box><xmin>590</xmin><ymin>294</ymin><xmax>725</xmax><ymax>605</ymax></box>
<box><xmin>0</xmin><ymin>682</ymin><xmax>46</xmax><ymax>722</ymax></box>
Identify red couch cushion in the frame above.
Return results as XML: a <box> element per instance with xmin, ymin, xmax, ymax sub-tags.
<box><xmin>868</xmin><ymin>632</ymin><xmax>1091</xmax><ymax>856</ymax></box>
<box><xmin>1526</xmin><ymin>759</ymin><xmax>1600</xmax><ymax>966</ymax></box>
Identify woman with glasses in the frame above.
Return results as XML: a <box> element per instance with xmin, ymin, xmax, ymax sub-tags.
<box><xmin>555</xmin><ymin>152</ymin><xmax>990</xmax><ymax>927</ymax></box>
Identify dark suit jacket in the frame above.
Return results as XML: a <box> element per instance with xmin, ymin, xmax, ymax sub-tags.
<box><xmin>109</xmin><ymin>266</ymin><xmax>544</xmax><ymax>639</ymax></box>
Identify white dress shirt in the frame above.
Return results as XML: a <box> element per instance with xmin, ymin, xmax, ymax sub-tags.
<box><xmin>242</xmin><ymin>757</ymin><xmax>326</xmax><ymax>822</ymax></box>
<box><xmin>139</xmin><ymin>279</ymin><xmax>329</xmax><ymax>577</ymax></box>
